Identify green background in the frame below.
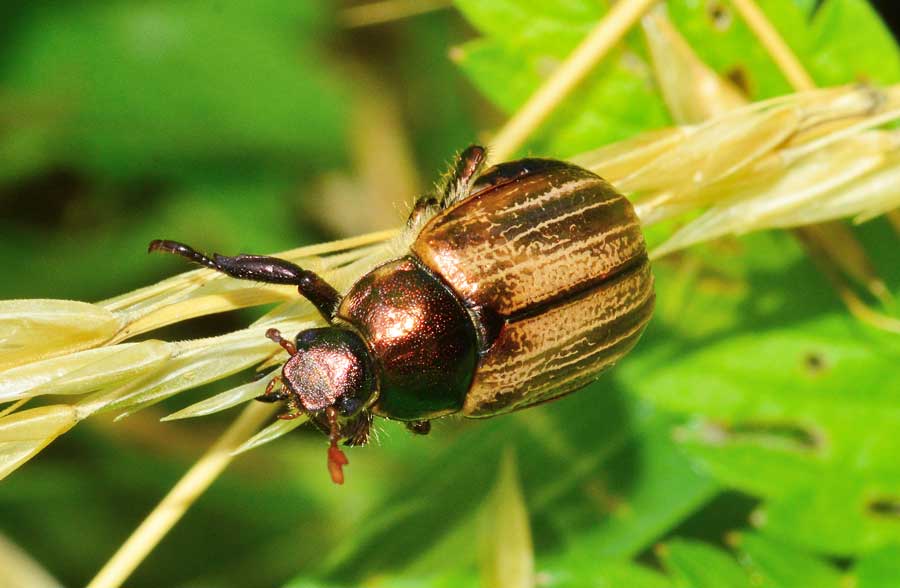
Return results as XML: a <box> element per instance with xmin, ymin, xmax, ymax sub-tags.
<box><xmin>1</xmin><ymin>1</ymin><xmax>899</xmax><ymax>587</ymax></box>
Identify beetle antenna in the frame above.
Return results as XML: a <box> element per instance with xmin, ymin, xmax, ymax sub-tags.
<box><xmin>325</xmin><ymin>406</ymin><xmax>349</xmax><ymax>485</ymax></box>
<box><xmin>265</xmin><ymin>328</ymin><xmax>297</xmax><ymax>356</ymax></box>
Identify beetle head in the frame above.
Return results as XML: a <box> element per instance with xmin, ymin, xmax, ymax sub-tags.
<box><xmin>281</xmin><ymin>327</ymin><xmax>376</xmax><ymax>418</ymax></box>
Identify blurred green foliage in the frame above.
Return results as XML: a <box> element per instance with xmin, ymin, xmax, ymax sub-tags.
<box><xmin>1</xmin><ymin>1</ymin><xmax>899</xmax><ymax>588</ymax></box>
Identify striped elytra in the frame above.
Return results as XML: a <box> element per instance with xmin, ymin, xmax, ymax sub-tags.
<box><xmin>411</xmin><ymin>157</ymin><xmax>654</xmax><ymax>417</ymax></box>
<box><xmin>150</xmin><ymin>146</ymin><xmax>654</xmax><ymax>483</ymax></box>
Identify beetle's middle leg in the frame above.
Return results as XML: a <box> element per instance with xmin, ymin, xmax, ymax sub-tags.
<box><xmin>406</xmin><ymin>145</ymin><xmax>487</xmax><ymax>228</ymax></box>
<box><xmin>148</xmin><ymin>240</ymin><xmax>341</xmax><ymax>321</ymax></box>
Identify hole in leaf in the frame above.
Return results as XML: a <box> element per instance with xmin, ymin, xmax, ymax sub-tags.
<box><xmin>802</xmin><ymin>351</ymin><xmax>829</xmax><ymax>375</ymax></box>
<box><xmin>706</xmin><ymin>0</ymin><xmax>732</xmax><ymax>31</ymax></box>
<box><xmin>693</xmin><ymin>420</ymin><xmax>825</xmax><ymax>452</ymax></box>
<box><xmin>725</xmin><ymin>66</ymin><xmax>752</xmax><ymax>97</ymax></box>
<box><xmin>868</xmin><ymin>498</ymin><xmax>900</xmax><ymax>518</ymax></box>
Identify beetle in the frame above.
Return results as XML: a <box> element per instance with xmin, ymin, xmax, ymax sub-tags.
<box><xmin>149</xmin><ymin>145</ymin><xmax>654</xmax><ymax>484</ymax></box>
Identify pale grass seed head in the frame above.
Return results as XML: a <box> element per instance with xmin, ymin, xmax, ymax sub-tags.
<box><xmin>1</xmin><ymin>84</ymin><xmax>899</xmax><ymax>480</ymax></box>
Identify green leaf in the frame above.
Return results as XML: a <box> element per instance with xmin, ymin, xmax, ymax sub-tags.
<box><xmin>807</xmin><ymin>0</ymin><xmax>900</xmax><ymax>85</ymax></box>
<box><xmin>759</xmin><ymin>475</ymin><xmax>900</xmax><ymax>556</ymax></box>
<box><xmin>0</xmin><ymin>0</ymin><xmax>347</xmax><ymax>179</ymax></box>
<box><xmin>735</xmin><ymin>533</ymin><xmax>844</xmax><ymax>588</ymax></box>
<box><xmin>539</xmin><ymin>558</ymin><xmax>673</xmax><ymax>588</ymax></box>
<box><xmin>479</xmin><ymin>451</ymin><xmax>534</xmax><ymax>588</ymax></box>
<box><xmin>855</xmin><ymin>544</ymin><xmax>900</xmax><ymax>588</ymax></box>
<box><xmin>452</xmin><ymin>0</ymin><xmax>670</xmax><ymax>157</ymax></box>
<box><xmin>454</xmin><ymin>0</ymin><xmax>604</xmax><ymax>46</ymax></box>
<box><xmin>619</xmin><ymin>308</ymin><xmax>900</xmax><ymax>554</ymax></box>
<box><xmin>658</xmin><ymin>539</ymin><xmax>753</xmax><ymax>588</ymax></box>
<box><xmin>296</xmin><ymin>387</ymin><xmax>714</xmax><ymax>586</ymax></box>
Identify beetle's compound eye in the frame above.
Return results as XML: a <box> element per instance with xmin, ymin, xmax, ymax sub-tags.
<box><xmin>295</xmin><ymin>329</ymin><xmax>319</xmax><ymax>348</ymax></box>
<box><xmin>338</xmin><ymin>396</ymin><xmax>363</xmax><ymax>417</ymax></box>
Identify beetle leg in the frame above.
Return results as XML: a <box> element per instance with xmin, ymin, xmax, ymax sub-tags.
<box><xmin>406</xmin><ymin>145</ymin><xmax>487</xmax><ymax>228</ymax></box>
<box><xmin>439</xmin><ymin>145</ymin><xmax>487</xmax><ymax>208</ymax></box>
<box><xmin>406</xmin><ymin>195</ymin><xmax>439</xmax><ymax>228</ymax></box>
<box><xmin>342</xmin><ymin>411</ymin><xmax>374</xmax><ymax>447</ymax></box>
<box><xmin>405</xmin><ymin>420</ymin><xmax>431</xmax><ymax>435</ymax></box>
<box><xmin>148</xmin><ymin>240</ymin><xmax>341</xmax><ymax>321</ymax></box>
<box><xmin>255</xmin><ymin>375</ymin><xmax>290</xmax><ymax>403</ymax></box>
<box><xmin>276</xmin><ymin>394</ymin><xmax>305</xmax><ymax>420</ymax></box>
<box><xmin>325</xmin><ymin>406</ymin><xmax>349</xmax><ymax>485</ymax></box>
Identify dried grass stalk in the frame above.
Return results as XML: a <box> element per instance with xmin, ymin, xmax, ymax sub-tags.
<box><xmin>1</xmin><ymin>85</ymin><xmax>899</xmax><ymax>479</ymax></box>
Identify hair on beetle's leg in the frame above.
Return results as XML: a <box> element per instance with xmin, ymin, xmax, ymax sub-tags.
<box><xmin>405</xmin><ymin>420</ymin><xmax>431</xmax><ymax>436</ymax></box>
<box><xmin>255</xmin><ymin>375</ymin><xmax>291</xmax><ymax>404</ymax></box>
<box><xmin>440</xmin><ymin>145</ymin><xmax>487</xmax><ymax>208</ymax></box>
<box><xmin>342</xmin><ymin>411</ymin><xmax>374</xmax><ymax>447</ymax></box>
<box><xmin>325</xmin><ymin>406</ymin><xmax>349</xmax><ymax>485</ymax></box>
<box><xmin>406</xmin><ymin>195</ymin><xmax>439</xmax><ymax>228</ymax></box>
<box><xmin>276</xmin><ymin>395</ymin><xmax>305</xmax><ymax>420</ymax></box>
<box><xmin>405</xmin><ymin>145</ymin><xmax>487</xmax><ymax>228</ymax></box>
<box><xmin>265</xmin><ymin>328</ymin><xmax>297</xmax><ymax>356</ymax></box>
<box><xmin>148</xmin><ymin>239</ymin><xmax>342</xmax><ymax>321</ymax></box>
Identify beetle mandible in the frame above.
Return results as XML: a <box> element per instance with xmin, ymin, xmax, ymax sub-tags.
<box><xmin>149</xmin><ymin>145</ymin><xmax>655</xmax><ymax>484</ymax></box>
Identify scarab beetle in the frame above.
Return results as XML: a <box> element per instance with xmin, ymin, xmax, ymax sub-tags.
<box><xmin>149</xmin><ymin>145</ymin><xmax>654</xmax><ymax>484</ymax></box>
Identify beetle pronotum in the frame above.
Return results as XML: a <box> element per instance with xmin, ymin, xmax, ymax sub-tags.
<box><xmin>150</xmin><ymin>145</ymin><xmax>654</xmax><ymax>484</ymax></box>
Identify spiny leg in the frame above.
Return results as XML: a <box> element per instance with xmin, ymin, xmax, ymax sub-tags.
<box><xmin>342</xmin><ymin>411</ymin><xmax>374</xmax><ymax>447</ymax></box>
<box><xmin>148</xmin><ymin>240</ymin><xmax>341</xmax><ymax>321</ymax></box>
<box><xmin>406</xmin><ymin>145</ymin><xmax>487</xmax><ymax>227</ymax></box>
<box><xmin>440</xmin><ymin>145</ymin><xmax>487</xmax><ymax>208</ymax></box>
<box><xmin>255</xmin><ymin>375</ymin><xmax>291</xmax><ymax>404</ymax></box>
<box><xmin>276</xmin><ymin>395</ymin><xmax>305</xmax><ymax>420</ymax></box>
<box><xmin>406</xmin><ymin>195</ymin><xmax>438</xmax><ymax>228</ymax></box>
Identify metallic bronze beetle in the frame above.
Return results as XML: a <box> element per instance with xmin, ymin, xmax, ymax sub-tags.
<box><xmin>149</xmin><ymin>146</ymin><xmax>654</xmax><ymax>483</ymax></box>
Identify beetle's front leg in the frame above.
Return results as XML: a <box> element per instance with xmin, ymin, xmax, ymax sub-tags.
<box><xmin>255</xmin><ymin>375</ymin><xmax>290</xmax><ymax>404</ymax></box>
<box><xmin>148</xmin><ymin>240</ymin><xmax>341</xmax><ymax>321</ymax></box>
<box><xmin>276</xmin><ymin>396</ymin><xmax>305</xmax><ymax>420</ymax></box>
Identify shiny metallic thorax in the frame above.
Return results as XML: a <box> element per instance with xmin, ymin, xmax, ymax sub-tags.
<box><xmin>337</xmin><ymin>257</ymin><xmax>478</xmax><ymax>420</ymax></box>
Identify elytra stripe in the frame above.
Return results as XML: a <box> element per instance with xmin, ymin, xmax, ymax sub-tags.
<box><xmin>463</xmin><ymin>261</ymin><xmax>654</xmax><ymax>416</ymax></box>
<box><xmin>414</xmin><ymin>167</ymin><xmax>645</xmax><ymax>317</ymax></box>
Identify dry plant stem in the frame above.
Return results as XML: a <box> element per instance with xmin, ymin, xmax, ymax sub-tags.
<box><xmin>488</xmin><ymin>0</ymin><xmax>658</xmax><ymax>162</ymax></box>
<box><xmin>805</xmin><ymin>249</ymin><xmax>900</xmax><ymax>333</ymax></box>
<box><xmin>340</xmin><ymin>0</ymin><xmax>452</xmax><ymax>29</ymax></box>
<box><xmin>729</xmin><ymin>0</ymin><xmax>815</xmax><ymax>91</ymax></box>
<box><xmin>0</xmin><ymin>398</ymin><xmax>28</xmax><ymax>419</ymax></box>
<box><xmin>85</xmin><ymin>402</ymin><xmax>275</xmax><ymax>588</ymax></box>
<box><xmin>732</xmin><ymin>0</ymin><xmax>897</xmax><ymax>322</ymax></box>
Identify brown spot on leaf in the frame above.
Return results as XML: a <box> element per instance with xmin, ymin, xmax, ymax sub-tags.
<box><xmin>803</xmin><ymin>351</ymin><xmax>828</xmax><ymax>375</ymax></box>
<box><xmin>725</xmin><ymin>66</ymin><xmax>752</xmax><ymax>97</ymax></box>
<box><xmin>707</xmin><ymin>1</ymin><xmax>733</xmax><ymax>31</ymax></box>
<box><xmin>868</xmin><ymin>498</ymin><xmax>900</xmax><ymax>518</ymax></box>
<box><xmin>699</xmin><ymin>420</ymin><xmax>825</xmax><ymax>452</ymax></box>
